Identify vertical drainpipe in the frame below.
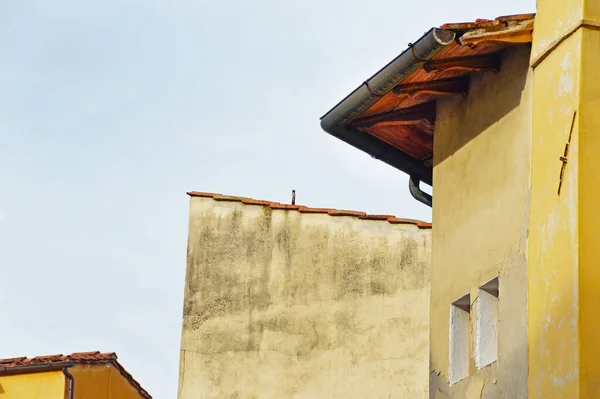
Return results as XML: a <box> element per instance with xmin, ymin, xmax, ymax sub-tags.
<box><xmin>63</xmin><ymin>367</ymin><xmax>74</xmax><ymax>399</ymax></box>
<box><xmin>409</xmin><ymin>175</ymin><xmax>433</xmax><ymax>207</ymax></box>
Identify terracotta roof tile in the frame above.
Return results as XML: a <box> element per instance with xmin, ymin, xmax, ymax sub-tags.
<box><xmin>186</xmin><ymin>191</ymin><xmax>218</xmax><ymax>198</ymax></box>
<box><xmin>213</xmin><ymin>194</ymin><xmax>249</xmax><ymax>202</ymax></box>
<box><xmin>241</xmin><ymin>198</ymin><xmax>275</xmax><ymax>206</ymax></box>
<box><xmin>298</xmin><ymin>207</ymin><xmax>337</xmax><ymax>214</ymax></box>
<box><xmin>328</xmin><ymin>209</ymin><xmax>367</xmax><ymax>217</ymax></box>
<box><xmin>187</xmin><ymin>191</ymin><xmax>431</xmax><ymax>228</ymax></box>
<box><xmin>0</xmin><ymin>357</ymin><xmax>26</xmax><ymax>365</ymax></box>
<box><xmin>0</xmin><ymin>352</ymin><xmax>151</xmax><ymax>398</ymax></box>
<box><xmin>440</xmin><ymin>13</ymin><xmax>534</xmax><ymax>30</ymax></box>
<box><xmin>497</xmin><ymin>13</ymin><xmax>536</xmax><ymax>22</ymax></box>
<box><xmin>270</xmin><ymin>204</ymin><xmax>302</xmax><ymax>210</ymax></box>
<box><xmin>360</xmin><ymin>214</ymin><xmax>396</xmax><ymax>221</ymax></box>
<box><xmin>387</xmin><ymin>217</ymin><xmax>424</xmax><ymax>225</ymax></box>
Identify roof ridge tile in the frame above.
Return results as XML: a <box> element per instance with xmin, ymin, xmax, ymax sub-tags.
<box><xmin>270</xmin><ymin>204</ymin><xmax>302</xmax><ymax>210</ymax></box>
<box><xmin>188</xmin><ymin>191</ymin><xmax>431</xmax><ymax>228</ymax></box>
<box><xmin>440</xmin><ymin>13</ymin><xmax>534</xmax><ymax>30</ymax></box>
<box><xmin>328</xmin><ymin>209</ymin><xmax>367</xmax><ymax>217</ymax></box>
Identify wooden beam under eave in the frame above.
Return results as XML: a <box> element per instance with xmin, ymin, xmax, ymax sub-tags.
<box><xmin>364</xmin><ymin>120</ymin><xmax>431</xmax><ymax>128</ymax></box>
<box><xmin>423</xmin><ymin>53</ymin><xmax>501</xmax><ymax>73</ymax></box>
<box><xmin>353</xmin><ymin>102</ymin><xmax>436</xmax><ymax>128</ymax></box>
<box><xmin>393</xmin><ymin>77</ymin><xmax>469</xmax><ymax>97</ymax></box>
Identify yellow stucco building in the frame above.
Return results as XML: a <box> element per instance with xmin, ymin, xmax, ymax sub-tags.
<box><xmin>0</xmin><ymin>351</ymin><xmax>151</xmax><ymax>399</ymax></box>
<box><xmin>321</xmin><ymin>0</ymin><xmax>600</xmax><ymax>397</ymax></box>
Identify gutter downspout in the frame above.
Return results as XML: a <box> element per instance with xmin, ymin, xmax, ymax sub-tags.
<box><xmin>409</xmin><ymin>175</ymin><xmax>432</xmax><ymax>207</ymax></box>
<box><xmin>63</xmin><ymin>367</ymin><xmax>74</xmax><ymax>399</ymax></box>
<box><xmin>320</xmin><ymin>27</ymin><xmax>455</xmax><ymax>186</ymax></box>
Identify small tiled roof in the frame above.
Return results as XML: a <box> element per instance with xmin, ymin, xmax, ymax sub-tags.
<box><xmin>0</xmin><ymin>351</ymin><xmax>151</xmax><ymax>398</ymax></box>
<box><xmin>187</xmin><ymin>191</ymin><xmax>432</xmax><ymax>228</ymax></box>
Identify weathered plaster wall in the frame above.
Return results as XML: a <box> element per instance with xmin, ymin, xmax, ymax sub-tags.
<box><xmin>0</xmin><ymin>371</ymin><xmax>65</xmax><ymax>398</ymax></box>
<box><xmin>178</xmin><ymin>196</ymin><xmax>432</xmax><ymax>399</ymax></box>
<box><xmin>430</xmin><ymin>45</ymin><xmax>532</xmax><ymax>398</ymax></box>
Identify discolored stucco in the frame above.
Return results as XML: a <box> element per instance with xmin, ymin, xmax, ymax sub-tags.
<box><xmin>430</xmin><ymin>45</ymin><xmax>533</xmax><ymax>398</ymax></box>
<box><xmin>178</xmin><ymin>196</ymin><xmax>432</xmax><ymax>399</ymax></box>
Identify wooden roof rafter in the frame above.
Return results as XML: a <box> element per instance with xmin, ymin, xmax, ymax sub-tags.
<box><xmin>353</xmin><ymin>102</ymin><xmax>436</xmax><ymax>129</ymax></box>
<box><xmin>423</xmin><ymin>53</ymin><xmax>502</xmax><ymax>74</ymax></box>
<box><xmin>392</xmin><ymin>77</ymin><xmax>470</xmax><ymax>98</ymax></box>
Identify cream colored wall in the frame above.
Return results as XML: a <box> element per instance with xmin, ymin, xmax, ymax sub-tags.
<box><xmin>430</xmin><ymin>45</ymin><xmax>532</xmax><ymax>398</ymax></box>
<box><xmin>0</xmin><ymin>371</ymin><xmax>65</xmax><ymax>399</ymax></box>
<box><xmin>178</xmin><ymin>197</ymin><xmax>432</xmax><ymax>399</ymax></box>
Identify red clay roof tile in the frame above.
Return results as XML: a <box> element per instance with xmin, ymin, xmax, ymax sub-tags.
<box><xmin>387</xmin><ymin>217</ymin><xmax>424</xmax><ymax>225</ymax></box>
<box><xmin>0</xmin><ymin>357</ymin><xmax>26</xmax><ymax>365</ymax></box>
<box><xmin>269</xmin><ymin>204</ymin><xmax>302</xmax><ymax>210</ymax></box>
<box><xmin>440</xmin><ymin>13</ymin><xmax>534</xmax><ymax>30</ymax></box>
<box><xmin>497</xmin><ymin>13</ymin><xmax>535</xmax><ymax>22</ymax></box>
<box><xmin>360</xmin><ymin>214</ymin><xmax>396</xmax><ymax>221</ymax></box>
<box><xmin>213</xmin><ymin>194</ymin><xmax>249</xmax><ymax>202</ymax></box>
<box><xmin>241</xmin><ymin>198</ymin><xmax>275</xmax><ymax>206</ymax></box>
<box><xmin>186</xmin><ymin>191</ymin><xmax>219</xmax><ymax>198</ymax></box>
<box><xmin>0</xmin><ymin>352</ymin><xmax>151</xmax><ymax>398</ymax></box>
<box><xmin>298</xmin><ymin>207</ymin><xmax>337</xmax><ymax>214</ymax></box>
<box><xmin>328</xmin><ymin>210</ymin><xmax>367</xmax><ymax>217</ymax></box>
<box><xmin>187</xmin><ymin>191</ymin><xmax>431</xmax><ymax>228</ymax></box>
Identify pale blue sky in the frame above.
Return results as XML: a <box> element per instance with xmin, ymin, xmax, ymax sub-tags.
<box><xmin>0</xmin><ymin>1</ymin><xmax>534</xmax><ymax>397</ymax></box>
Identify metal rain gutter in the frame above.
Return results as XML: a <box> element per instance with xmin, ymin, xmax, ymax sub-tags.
<box><xmin>0</xmin><ymin>363</ymin><xmax>76</xmax><ymax>399</ymax></box>
<box><xmin>320</xmin><ymin>27</ymin><xmax>456</xmax><ymax>188</ymax></box>
<box><xmin>0</xmin><ymin>362</ymin><xmax>75</xmax><ymax>375</ymax></box>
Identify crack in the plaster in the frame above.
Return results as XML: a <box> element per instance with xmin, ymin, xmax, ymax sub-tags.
<box><xmin>178</xmin><ymin>350</ymin><xmax>186</xmax><ymax>398</ymax></box>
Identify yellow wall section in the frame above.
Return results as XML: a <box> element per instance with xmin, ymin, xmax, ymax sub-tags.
<box><xmin>531</xmin><ymin>0</ymin><xmax>583</xmax><ymax>62</ymax></box>
<box><xmin>0</xmin><ymin>371</ymin><xmax>65</xmax><ymax>399</ymax></box>
<box><xmin>530</xmin><ymin>0</ymin><xmax>600</xmax><ymax>397</ymax></box>
<box><xmin>577</xmin><ymin>26</ymin><xmax>600</xmax><ymax>398</ymax></box>
<box><xmin>69</xmin><ymin>364</ymin><xmax>145</xmax><ymax>399</ymax></box>
<box><xmin>529</xmin><ymin>30</ymin><xmax>581</xmax><ymax>398</ymax></box>
<box><xmin>430</xmin><ymin>45</ymin><xmax>532</xmax><ymax>398</ymax></box>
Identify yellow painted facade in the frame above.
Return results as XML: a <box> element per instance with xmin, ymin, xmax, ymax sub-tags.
<box><xmin>429</xmin><ymin>45</ymin><xmax>532</xmax><ymax>398</ymax></box>
<box><xmin>69</xmin><ymin>364</ymin><xmax>146</xmax><ymax>399</ymax></box>
<box><xmin>427</xmin><ymin>1</ymin><xmax>600</xmax><ymax>397</ymax></box>
<box><xmin>530</xmin><ymin>0</ymin><xmax>600</xmax><ymax>397</ymax></box>
<box><xmin>0</xmin><ymin>371</ymin><xmax>65</xmax><ymax>399</ymax></box>
<box><xmin>0</xmin><ymin>364</ymin><xmax>147</xmax><ymax>399</ymax></box>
